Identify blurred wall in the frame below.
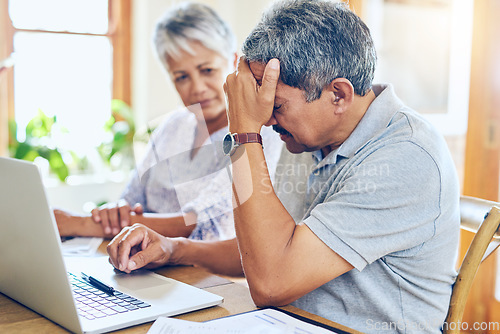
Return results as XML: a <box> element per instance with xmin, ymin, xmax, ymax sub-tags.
<box><xmin>131</xmin><ymin>0</ymin><xmax>273</xmax><ymax>130</ymax></box>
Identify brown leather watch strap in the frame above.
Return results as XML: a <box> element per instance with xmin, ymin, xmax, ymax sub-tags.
<box><xmin>233</xmin><ymin>133</ymin><xmax>263</xmax><ymax>145</ymax></box>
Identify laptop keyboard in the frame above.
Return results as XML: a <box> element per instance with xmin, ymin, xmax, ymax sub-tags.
<box><xmin>68</xmin><ymin>272</ymin><xmax>151</xmax><ymax>320</ymax></box>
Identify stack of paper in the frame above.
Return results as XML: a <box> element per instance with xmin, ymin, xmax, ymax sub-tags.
<box><xmin>148</xmin><ymin>308</ymin><xmax>337</xmax><ymax>333</ymax></box>
<box><xmin>61</xmin><ymin>237</ymin><xmax>103</xmax><ymax>257</ymax></box>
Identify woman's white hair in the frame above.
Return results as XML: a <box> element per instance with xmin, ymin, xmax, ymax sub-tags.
<box><xmin>153</xmin><ymin>2</ymin><xmax>237</xmax><ymax>70</ymax></box>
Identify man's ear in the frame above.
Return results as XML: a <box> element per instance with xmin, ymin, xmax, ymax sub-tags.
<box><xmin>327</xmin><ymin>78</ymin><xmax>354</xmax><ymax>113</ymax></box>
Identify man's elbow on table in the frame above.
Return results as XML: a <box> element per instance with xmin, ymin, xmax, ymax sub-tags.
<box><xmin>247</xmin><ymin>277</ymin><xmax>300</xmax><ymax>307</ymax></box>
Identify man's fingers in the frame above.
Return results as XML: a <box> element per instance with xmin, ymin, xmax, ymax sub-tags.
<box><xmin>128</xmin><ymin>247</ymin><xmax>152</xmax><ymax>271</ymax></box>
<box><xmin>106</xmin><ymin>228</ymin><xmax>128</xmax><ymax>269</ymax></box>
<box><xmin>115</xmin><ymin>226</ymin><xmax>149</xmax><ymax>272</ymax></box>
<box><xmin>107</xmin><ymin>224</ymin><xmax>161</xmax><ymax>274</ymax></box>
<box><xmin>260</xmin><ymin>58</ymin><xmax>280</xmax><ymax>103</ymax></box>
<box><xmin>225</xmin><ymin>56</ymin><xmax>278</xmax><ymax>129</ymax></box>
<box><xmin>235</xmin><ymin>56</ymin><xmax>256</xmax><ymax>85</ymax></box>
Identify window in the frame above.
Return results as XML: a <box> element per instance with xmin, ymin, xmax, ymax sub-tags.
<box><xmin>0</xmin><ymin>0</ymin><xmax>131</xmax><ymax>180</ymax></box>
<box><xmin>361</xmin><ymin>0</ymin><xmax>473</xmax><ymax>193</ymax></box>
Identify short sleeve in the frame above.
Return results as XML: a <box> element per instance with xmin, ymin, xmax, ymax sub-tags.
<box><xmin>304</xmin><ymin>141</ymin><xmax>442</xmax><ymax>271</ymax></box>
<box><xmin>180</xmin><ymin>167</ymin><xmax>235</xmax><ymax>240</ymax></box>
<box><xmin>121</xmin><ymin>170</ymin><xmax>148</xmax><ymax>208</ymax></box>
<box><xmin>120</xmin><ymin>110</ymin><xmax>189</xmax><ymax>212</ymax></box>
<box><xmin>182</xmin><ymin>126</ymin><xmax>282</xmax><ymax>241</ymax></box>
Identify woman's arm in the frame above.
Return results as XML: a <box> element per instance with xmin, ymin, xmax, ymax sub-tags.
<box><xmin>54</xmin><ymin>208</ymin><xmax>195</xmax><ymax>238</ymax></box>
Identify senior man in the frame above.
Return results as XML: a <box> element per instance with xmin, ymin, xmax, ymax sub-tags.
<box><xmin>223</xmin><ymin>1</ymin><xmax>460</xmax><ymax>333</ymax></box>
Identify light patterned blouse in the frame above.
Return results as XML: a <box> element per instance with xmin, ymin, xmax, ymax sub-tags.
<box><xmin>121</xmin><ymin>107</ymin><xmax>282</xmax><ymax>241</ymax></box>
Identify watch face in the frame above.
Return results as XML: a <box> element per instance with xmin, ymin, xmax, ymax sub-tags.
<box><xmin>222</xmin><ymin>133</ymin><xmax>234</xmax><ymax>156</ymax></box>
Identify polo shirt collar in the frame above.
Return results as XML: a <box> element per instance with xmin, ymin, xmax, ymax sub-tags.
<box><xmin>313</xmin><ymin>83</ymin><xmax>404</xmax><ymax>168</ymax></box>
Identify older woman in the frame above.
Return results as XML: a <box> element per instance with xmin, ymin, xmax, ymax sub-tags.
<box><xmin>55</xmin><ymin>3</ymin><xmax>281</xmax><ymax>275</ymax></box>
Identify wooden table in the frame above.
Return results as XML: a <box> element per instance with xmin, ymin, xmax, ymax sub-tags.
<box><xmin>0</xmin><ymin>244</ymin><xmax>361</xmax><ymax>334</ymax></box>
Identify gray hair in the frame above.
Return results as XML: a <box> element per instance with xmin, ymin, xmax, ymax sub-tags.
<box><xmin>242</xmin><ymin>0</ymin><xmax>377</xmax><ymax>101</ymax></box>
<box><xmin>153</xmin><ymin>2</ymin><xmax>237</xmax><ymax>69</ymax></box>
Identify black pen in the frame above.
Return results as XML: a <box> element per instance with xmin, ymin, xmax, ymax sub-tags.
<box><xmin>81</xmin><ymin>272</ymin><xmax>115</xmax><ymax>295</ymax></box>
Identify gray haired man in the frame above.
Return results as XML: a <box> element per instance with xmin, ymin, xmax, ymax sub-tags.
<box><xmin>224</xmin><ymin>0</ymin><xmax>460</xmax><ymax>333</ymax></box>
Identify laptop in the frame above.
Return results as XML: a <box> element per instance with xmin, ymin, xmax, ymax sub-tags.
<box><xmin>0</xmin><ymin>157</ymin><xmax>223</xmax><ymax>333</ymax></box>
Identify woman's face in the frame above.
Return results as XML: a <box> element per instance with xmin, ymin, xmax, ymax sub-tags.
<box><xmin>166</xmin><ymin>41</ymin><xmax>234</xmax><ymax>124</ymax></box>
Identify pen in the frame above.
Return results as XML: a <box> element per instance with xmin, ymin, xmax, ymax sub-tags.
<box><xmin>81</xmin><ymin>272</ymin><xmax>115</xmax><ymax>295</ymax></box>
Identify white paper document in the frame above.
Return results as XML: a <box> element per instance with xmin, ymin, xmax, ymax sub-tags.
<box><xmin>61</xmin><ymin>237</ymin><xmax>103</xmax><ymax>256</ymax></box>
<box><xmin>148</xmin><ymin>308</ymin><xmax>337</xmax><ymax>334</ymax></box>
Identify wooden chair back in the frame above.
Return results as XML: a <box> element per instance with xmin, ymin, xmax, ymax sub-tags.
<box><xmin>443</xmin><ymin>196</ymin><xmax>500</xmax><ymax>333</ymax></box>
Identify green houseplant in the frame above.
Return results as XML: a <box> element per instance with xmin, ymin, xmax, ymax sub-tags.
<box><xmin>97</xmin><ymin>99</ymin><xmax>136</xmax><ymax>171</ymax></box>
<box><xmin>8</xmin><ymin>100</ymin><xmax>136</xmax><ymax>182</ymax></box>
<box><xmin>8</xmin><ymin>110</ymin><xmax>69</xmax><ymax>182</ymax></box>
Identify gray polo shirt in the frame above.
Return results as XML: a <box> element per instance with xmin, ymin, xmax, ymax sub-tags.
<box><xmin>274</xmin><ymin>84</ymin><xmax>460</xmax><ymax>333</ymax></box>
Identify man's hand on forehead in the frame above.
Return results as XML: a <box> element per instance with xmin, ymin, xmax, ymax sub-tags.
<box><xmin>224</xmin><ymin>56</ymin><xmax>280</xmax><ymax>132</ymax></box>
<box><xmin>248</xmin><ymin>60</ymin><xmax>266</xmax><ymax>86</ymax></box>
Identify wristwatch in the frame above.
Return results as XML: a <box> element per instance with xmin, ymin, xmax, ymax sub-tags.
<box><xmin>222</xmin><ymin>132</ymin><xmax>263</xmax><ymax>156</ymax></box>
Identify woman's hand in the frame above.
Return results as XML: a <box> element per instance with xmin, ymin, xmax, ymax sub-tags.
<box><xmin>91</xmin><ymin>200</ymin><xmax>144</xmax><ymax>235</ymax></box>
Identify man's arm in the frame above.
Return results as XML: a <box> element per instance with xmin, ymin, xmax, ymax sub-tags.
<box><xmin>224</xmin><ymin>58</ymin><xmax>353</xmax><ymax>306</ymax></box>
<box><xmin>54</xmin><ymin>208</ymin><xmax>195</xmax><ymax>238</ymax></box>
<box><xmin>162</xmin><ymin>237</ymin><xmax>243</xmax><ymax>276</ymax></box>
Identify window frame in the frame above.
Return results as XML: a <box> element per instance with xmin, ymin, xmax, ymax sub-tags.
<box><xmin>0</xmin><ymin>0</ymin><xmax>132</xmax><ymax>156</ymax></box>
